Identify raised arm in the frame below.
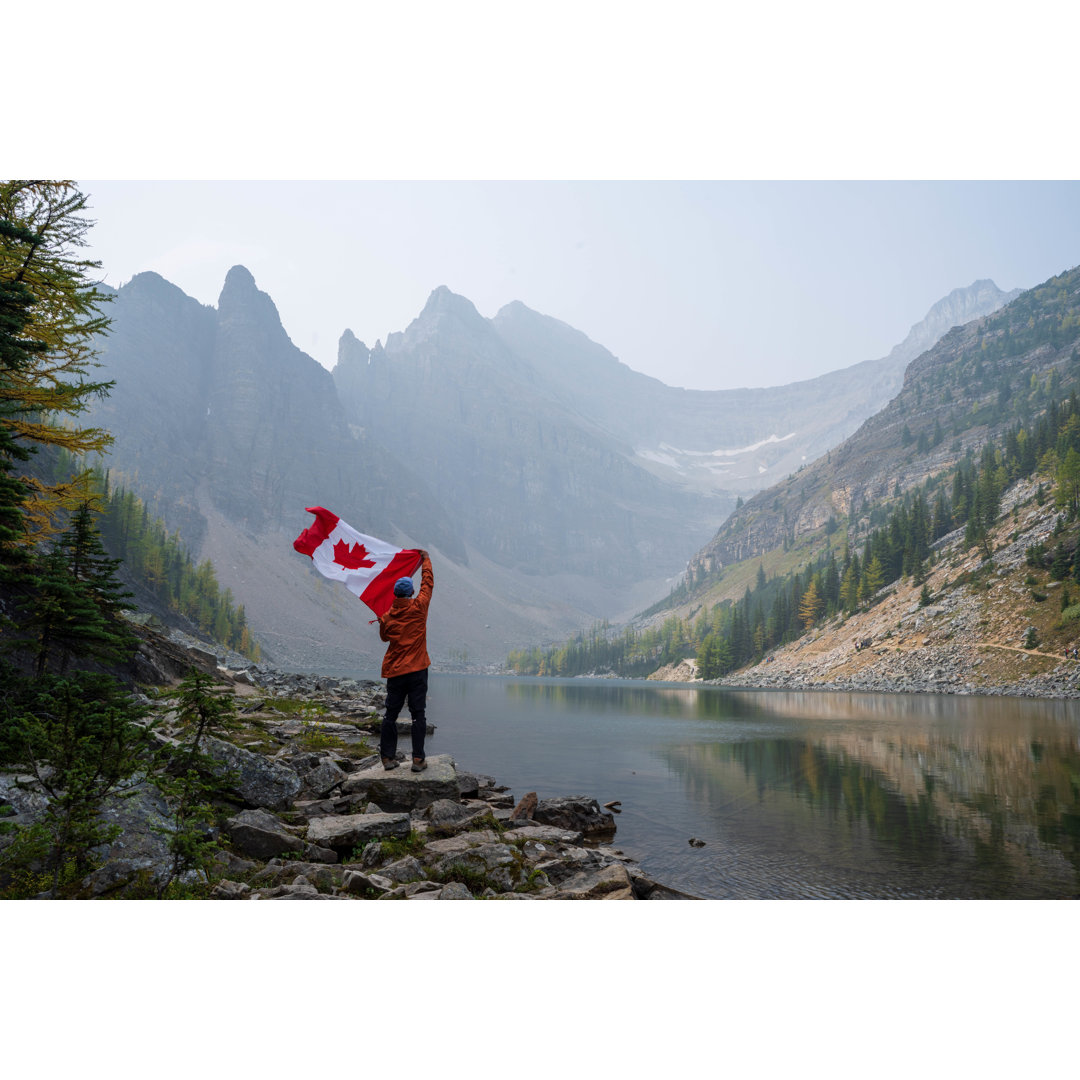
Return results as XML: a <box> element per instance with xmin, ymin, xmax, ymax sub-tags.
<box><xmin>416</xmin><ymin>550</ymin><xmax>434</xmax><ymax>607</ymax></box>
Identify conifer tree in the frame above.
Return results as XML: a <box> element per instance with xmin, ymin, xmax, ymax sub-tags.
<box><xmin>0</xmin><ymin>181</ymin><xmax>114</xmax><ymax>541</ymax></box>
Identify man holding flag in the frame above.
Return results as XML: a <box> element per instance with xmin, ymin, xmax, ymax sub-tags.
<box><xmin>292</xmin><ymin>507</ymin><xmax>435</xmax><ymax>772</ymax></box>
<box><xmin>377</xmin><ymin>550</ymin><xmax>434</xmax><ymax>772</ymax></box>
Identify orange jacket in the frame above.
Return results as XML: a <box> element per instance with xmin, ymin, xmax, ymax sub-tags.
<box><xmin>378</xmin><ymin>555</ymin><xmax>433</xmax><ymax>678</ymax></box>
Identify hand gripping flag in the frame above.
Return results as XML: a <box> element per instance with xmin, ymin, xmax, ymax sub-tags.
<box><xmin>293</xmin><ymin>506</ymin><xmax>421</xmax><ymax>619</ymax></box>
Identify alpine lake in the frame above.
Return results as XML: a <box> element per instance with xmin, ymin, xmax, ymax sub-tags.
<box><xmin>412</xmin><ymin>675</ymin><xmax>1080</xmax><ymax>900</ymax></box>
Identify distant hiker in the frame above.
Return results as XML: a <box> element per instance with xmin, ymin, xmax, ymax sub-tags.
<box><xmin>378</xmin><ymin>549</ymin><xmax>434</xmax><ymax>772</ymax></box>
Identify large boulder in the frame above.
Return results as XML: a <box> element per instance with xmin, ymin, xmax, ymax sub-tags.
<box><xmin>421</xmin><ymin>799</ymin><xmax>499</xmax><ymax>838</ymax></box>
<box><xmin>339</xmin><ymin>754</ymin><xmax>459</xmax><ymax>811</ymax></box>
<box><xmin>203</xmin><ymin>736</ymin><xmax>301</xmax><ymax>809</ymax></box>
<box><xmin>305</xmin><ymin>811</ymin><xmax>410</xmax><ymax>853</ymax></box>
<box><xmin>379</xmin><ymin>855</ymin><xmax>427</xmax><ymax>884</ymax></box>
<box><xmin>532</xmin><ymin>796</ymin><xmax>615</xmax><ymax>837</ymax></box>
<box><xmin>227</xmin><ymin>808</ymin><xmax>304</xmax><ymax>860</ymax></box>
<box><xmin>341</xmin><ymin>868</ymin><xmax>394</xmax><ymax>896</ymax></box>
<box><xmin>297</xmin><ymin>758</ymin><xmax>347</xmax><ymax>798</ymax></box>
<box><xmin>431</xmin><ymin>842</ymin><xmax>528</xmax><ymax>894</ymax></box>
<box><xmin>81</xmin><ymin>778</ymin><xmax>180</xmax><ymax>897</ymax></box>
<box><xmin>552</xmin><ymin>863</ymin><xmax>635</xmax><ymax>899</ymax></box>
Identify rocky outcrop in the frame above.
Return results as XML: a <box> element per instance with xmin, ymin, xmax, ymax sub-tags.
<box><xmin>1</xmin><ymin>645</ymin><xmax>694</xmax><ymax>900</ymax></box>
<box><xmin>202</xmin><ymin>737</ymin><xmax>301</xmax><ymax>810</ymax></box>
<box><xmin>339</xmin><ymin>754</ymin><xmax>460</xmax><ymax>811</ymax></box>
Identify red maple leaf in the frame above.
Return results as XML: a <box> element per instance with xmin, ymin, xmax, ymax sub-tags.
<box><xmin>333</xmin><ymin>539</ymin><xmax>376</xmax><ymax>569</ymax></box>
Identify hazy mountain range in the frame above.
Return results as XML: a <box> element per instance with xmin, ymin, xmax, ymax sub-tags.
<box><xmin>85</xmin><ymin>267</ymin><xmax>1018</xmax><ymax>672</ymax></box>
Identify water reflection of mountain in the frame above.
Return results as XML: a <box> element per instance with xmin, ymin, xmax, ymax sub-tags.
<box><xmin>661</xmin><ymin>728</ymin><xmax>1080</xmax><ymax>898</ymax></box>
<box><xmin>720</xmin><ymin>688</ymin><xmax>1080</xmax><ymax>729</ymax></box>
<box><xmin>494</xmin><ymin>679</ymin><xmax>1080</xmax><ymax>896</ymax></box>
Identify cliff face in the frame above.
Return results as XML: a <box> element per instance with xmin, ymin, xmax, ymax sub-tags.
<box><xmin>93</xmin><ymin>268</ymin><xmax>463</xmax><ymax>558</ymax></box>
<box><xmin>333</xmin><ymin>287</ymin><xmax>729</xmax><ymax>583</ymax></box>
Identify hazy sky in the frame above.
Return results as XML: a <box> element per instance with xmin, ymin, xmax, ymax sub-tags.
<box><xmin>80</xmin><ymin>180</ymin><xmax>1080</xmax><ymax>391</ymax></box>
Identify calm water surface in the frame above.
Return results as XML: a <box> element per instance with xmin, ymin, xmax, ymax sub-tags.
<box><xmin>421</xmin><ymin>675</ymin><xmax>1080</xmax><ymax>899</ymax></box>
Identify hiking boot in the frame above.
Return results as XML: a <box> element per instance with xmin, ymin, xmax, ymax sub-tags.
<box><xmin>382</xmin><ymin>757</ymin><xmax>400</xmax><ymax>770</ymax></box>
<box><xmin>411</xmin><ymin>757</ymin><xmax>427</xmax><ymax>772</ymax></box>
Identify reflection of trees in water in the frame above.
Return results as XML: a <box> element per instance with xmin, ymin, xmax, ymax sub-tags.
<box><xmin>672</xmin><ymin>734</ymin><xmax>1080</xmax><ymax>896</ymax></box>
<box><xmin>715</xmin><ymin>739</ymin><xmax>944</xmax><ymax>863</ymax></box>
<box><xmin>495</xmin><ymin>678</ymin><xmax>1080</xmax><ymax>893</ymax></box>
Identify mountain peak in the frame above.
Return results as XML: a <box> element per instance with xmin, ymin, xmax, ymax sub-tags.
<box><xmin>420</xmin><ymin>285</ymin><xmax>483</xmax><ymax>323</ymax></box>
<box><xmin>216</xmin><ymin>265</ymin><xmax>287</xmax><ymax>336</ymax></box>
<box><xmin>336</xmin><ymin>328</ymin><xmax>370</xmax><ymax>369</ymax></box>
<box><xmin>222</xmin><ymin>264</ymin><xmax>257</xmax><ymax>292</ymax></box>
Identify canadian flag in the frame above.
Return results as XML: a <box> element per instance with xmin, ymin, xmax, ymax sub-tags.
<box><xmin>293</xmin><ymin>506</ymin><xmax>421</xmax><ymax>618</ymax></box>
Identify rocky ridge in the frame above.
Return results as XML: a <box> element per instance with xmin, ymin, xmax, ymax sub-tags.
<box><xmin>662</xmin><ymin>477</ymin><xmax>1080</xmax><ymax>698</ymax></box>
<box><xmin>0</xmin><ymin>639</ymin><xmax>695</xmax><ymax>900</ymax></box>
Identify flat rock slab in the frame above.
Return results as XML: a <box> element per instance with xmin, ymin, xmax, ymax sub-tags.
<box><xmin>505</xmin><ymin>824</ymin><xmax>584</xmax><ymax>845</ymax></box>
<box><xmin>305</xmin><ymin>811</ymin><xmax>411</xmax><ymax>851</ymax></box>
<box><xmin>339</xmin><ymin>754</ymin><xmax>459</xmax><ymax>811</ymax></box>
<box><xmin>553</xmin><ymin>863</ymin><xmax>635</xmax><ymax>900</ymax></box>
<box><xmin>227</xmin><ymin>807</ymin><xmax>305</xmax><ymax>860</ymax></box>
<box><xmin>420</xmin><ymin>830</ymin><xmax>502</xmax><ymax>861</ymax></box>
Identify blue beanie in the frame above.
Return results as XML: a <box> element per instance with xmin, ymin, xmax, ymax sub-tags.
<box><xmin>394</xmin><ymin>577</ymin><xmax>414</xmax><ymax>598</ymax></box>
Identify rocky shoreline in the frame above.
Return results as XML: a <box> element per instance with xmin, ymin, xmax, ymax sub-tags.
<box><xmin>1</xmin><ymin>632</ymin><xmax>697</xmax><ymax>900</ymax></box>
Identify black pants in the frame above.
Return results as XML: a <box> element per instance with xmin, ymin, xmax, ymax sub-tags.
<box><xmin>380</xmin><ymin>667</ymin><xmax>428</xmax><ymax>761</ymax></box>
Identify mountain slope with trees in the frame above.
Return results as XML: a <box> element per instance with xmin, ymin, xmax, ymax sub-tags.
<box><xmin>511</xmin><ymin>263</ymin><xmax>1080</xmax><ymax>692</ymax></box>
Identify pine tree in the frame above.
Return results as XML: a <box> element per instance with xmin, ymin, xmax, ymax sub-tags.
<box><xmin>799</xmin><ymin>578</ymin><xmax>823</xmax><ymax>630</ymax></box>
<box><xmin>860</xmin><ymin>556</ymin><xmax>884</xmax><ymax>603</ymax></box>
<box><xmin>0</xmin><ymin>181</ymin><xmax>115</xmax><ymax>541</ymax></box>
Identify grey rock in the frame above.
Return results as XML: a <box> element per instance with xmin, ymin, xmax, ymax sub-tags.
<box><xmin>210</xmin><ymin>879</ymin><xmax>251</xmax><ymax>899</ymax></box>
<box><xmin>341</xmin><ymin>869</ymin><xmax>394</xmax><ymax>895</ymax></box>
<box><xmin>305</xmin><ymin>811</ymin><xmax>410</xmax><ymax>852</ymax></box>
<box><xmin>438</xmin><ymin>881</ymin><xmax>473</xmax><ymax>900</ymax></box>
<box><xmin>478</xmin><ymin>791</ymin><xmax>515</xmax><ymax>809</ymax></box>
<box><xmin>552</xmin><ymin>863</ymin><xmax>635</xmax><ymax>899</ymax></box>
<box><xmin>505</xmin><ymin>823</ymin><xmax>584</xmax><ymax>844</ymax></box>
<box><xmin>0</xmin><ymin>774</ymin><xmax>49</xmax><ymax>821</ymax></box>
<box><xmin>420</xmin><ymin>831</ymin><xmax>502</xmax><ymax>861</ymax></box>
<box><xmin>209</xmin><ymin>849</ymin><xmax>259</xmax><ymax>878</ymax></box>
<box><xmin>298</xmin><ymin>759</ymin><xmax>347</xmax><ymax>797</ymax></box>
<box><xmin>455</xmin><ymin>771</ymin><xmax>481</xmax><ymax>798</ymax></box>
<box><xmin>302</xmin><ymin>842</ymin><xmax>339</xmax><ymax>864</ymax></box>
<box><xmin>227</xmin><ymin>807</ymin><xmax>304</xmax><ymax>859</ymax></box>
<box><xmin>339</xmin><ymin>753</ymin><xmax>459</xmax><ymax>811</ymax></box>
<box><xmin>358</xmin><ymin>841</ymin><xmax>385</xmax><ymax>869</ymax></box>
<box><xmin>291</xmin><ymin>798</ymin><xmax>337</xmax><ymax>822</ymax></box>
<box><xmin>379</xmin><ymin>855</ymin><xmax>426</xmax><ymax>884</ymax></box>
<box><xmin>203</xmin><ymin>736</ymin><xmax>301</xmax><ymax>809</ymax></box>
<box><xmin>80</xmin><ymin>778</ymin><xmax>178</xmax><ymax>897</ymax></box>
<box><xmin>421</xmin><ymin>799</ymin><xmax>498</xmax><ymax>837</ymax></box>
<box><xmin>249</xmin><ymin>860</ymin><xmax>344</xmax><ymax>891</ymax></box>
<box><xmin>533</xmin><ymin>795</ymin><xmax>615</xmax><ymax>837</ymax></box>
<box><xmin>432</xmin><ymin>842</ymin><xmax>525</xmax><ymax>893</ymax></box>
<box><xmin>422</xmin><ymin>798</ymin><xmax>475</xmax><ymax>825</ymax></box>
